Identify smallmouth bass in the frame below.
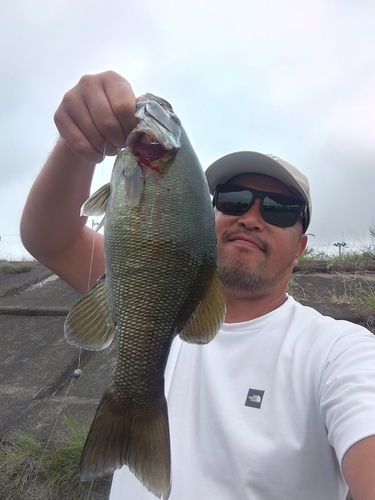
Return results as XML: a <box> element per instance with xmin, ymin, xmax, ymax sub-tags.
<box><xmin>64</xmin><ymin>94</ymin><xmax>226</xmax><ymax>499</ymax></box>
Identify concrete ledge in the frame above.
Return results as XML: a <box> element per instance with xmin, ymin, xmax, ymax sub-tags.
<box><xmin>0</xmin><ymin>306</ymin><xmax>70</xmax><ymax>316</ymax></box>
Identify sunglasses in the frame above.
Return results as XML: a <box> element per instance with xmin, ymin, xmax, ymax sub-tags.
<box><xmin>213</xmin><ymin>184</ymin><xmax>307</xmax><ymax>230</ymax></box>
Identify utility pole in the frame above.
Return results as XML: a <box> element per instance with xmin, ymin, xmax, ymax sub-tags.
<box><xmin>334</xmin><ymin>241</ymin><xmax>347</xmax><ymax>259</ymax></box>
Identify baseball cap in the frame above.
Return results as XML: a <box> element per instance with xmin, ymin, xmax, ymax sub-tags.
<box><xmin>205</xmin><ymin>151</ymin><xmax>311</xmax><ymax>230</ymax></box>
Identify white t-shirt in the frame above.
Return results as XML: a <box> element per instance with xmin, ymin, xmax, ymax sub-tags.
<box><xmin>109</xmin><ymin>296</ymin><xmax>375</xmax><ymax>500</ymax></box>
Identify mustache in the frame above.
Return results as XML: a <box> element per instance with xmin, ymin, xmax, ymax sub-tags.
<box><xmin>221</xmin><ymin>229</ymin><xmax>268</xmax><ymax>253</ymax></box>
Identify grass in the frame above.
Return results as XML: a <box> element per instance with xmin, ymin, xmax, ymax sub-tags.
<box><xmin>0</xmin><ymin>260</ymin><xmax>37</xmax><ymax>274</ymax></box>
<box><xmin>348</xmin><ymin>283</ymin><xmax>375</xmax><ymax>329</ymax></box>
<box><xmin>291</xmin><ymin>225</ymin><xmax>375</xmax><ymax>325</ymax></box>
<box><xmin>0</xmin><ymin>415</ymin><xmax>111</xmax><ymax>500</ymax></box>
<box><xmin>300</xmin><ymin>226</ymin><xmax>375</xmax><ymax>264</ymax></box>
<box><xmin>290</xmin><ymin>253</ymin><xmax>375</xmax><ymax>333</ymax></box>
<box><xmin>299</xmin><ymin>246</ymin><xmax>375</xmax><ymax>265</ymax></box>
<box><xmin>298</xmin><ymin>246</ymin><xmax>332</xmax><ymax>263</ymax></box>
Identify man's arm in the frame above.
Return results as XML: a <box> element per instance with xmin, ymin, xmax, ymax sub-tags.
<box><xmin>21</xmin><ymin>138</ymin><xmax>105</xmax><ymax>293</ymax></box>
<box><xmin>20</xmin><ymin>71</ymin><xmax>137</xmax><ymax>294</ymax></box>
<box><xmin>343</xmin><ymin>435</ymin><xmax>375</xmax><ymax>500</ymax></box>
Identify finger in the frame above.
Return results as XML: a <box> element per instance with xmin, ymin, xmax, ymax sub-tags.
<box><xmin>55</xmin><ymin>107</ymin><xmax>118</xmax><ymax>163</ymax></box>
<box><xmin>101</xmin><ymin>71</ymin><xmax>138</xmax><ymax>137</ymax></box>
<box><xmin>82</xmin><ymin>71</ymin><xmax>137</xmax><ymax>147</ymax></box>
<box><xmin>55</xmin><ymin>78</ymin><xmax>123</xmax><ymax>162</ymax></box>
<box><xmin>55</xmin><ymin>96</ymin><xmax>119</xmax><ymax>163</ymax></box>
<box><xmin>54</xmin><ymin>71</ymin><xmax>138</xmax><ymax>162</ymax></box>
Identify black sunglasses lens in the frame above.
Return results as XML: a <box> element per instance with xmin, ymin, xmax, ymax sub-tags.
<box><xmin>262</xmin><ymin>196</ymin><xmax>302</xmax><ymax>227</ymax></box>
<box><xmin>215</xmin><ymin>190</ymin><xmax>253</xmax><ymax>215</ymax></box>
<box><xmin>215</xmin><ymin>186</ymin><xmax>304</xmax><ymax>227</ymax></box>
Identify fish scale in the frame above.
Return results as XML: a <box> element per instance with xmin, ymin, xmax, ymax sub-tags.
<box><xmin>64</xmin><ymin>93</ymin><xmax>226</xmax><ymax>499</ymax></box>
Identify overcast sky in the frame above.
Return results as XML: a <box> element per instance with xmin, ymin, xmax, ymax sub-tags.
<box><xmin>1</xmin><ymin>0</ymin><xmax>375</xmax><ymax>259</ymax></box>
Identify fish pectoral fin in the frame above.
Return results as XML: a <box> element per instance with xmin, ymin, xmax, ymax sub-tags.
<box><xmin>179</xmin><ymin>267</ymin><xmax>226</xmax><ymax>344</ymax></box>
<box><xmin>123</xmin><ymin>163</ymin><xmax>144</xmax><ymax>208</ymax></box>
<box><xmin>80</xmin><ymin>389</ymin><xmax>171</xmax><ymax>500</ymax></box>
<box><xmin>64</xmin><ymin>275</ymin><xmax>115</xmax><ymax>350</ymax></box>
<box><xmin>81</xmin><ymin>183</ymin><xmax>111</xmax><ymax>216</ymax></box>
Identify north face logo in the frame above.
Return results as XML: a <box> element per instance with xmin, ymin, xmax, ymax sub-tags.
<box><xmin>245</xmin><ymin>388</ymin><xmax>265</xmax><ymax>409</ymax></box>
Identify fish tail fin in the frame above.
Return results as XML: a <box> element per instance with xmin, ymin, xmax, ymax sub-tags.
<box><xmin>80</xmin><ymin>388</ymin><xmax>171</xmax><ymax>499</ymax></box>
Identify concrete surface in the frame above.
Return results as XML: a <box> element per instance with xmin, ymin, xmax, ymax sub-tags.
<box><xmin>0</xmin><ymin>260</ymin><xmax>372</xmax><ymax>500</ymax></box>
<box><xmin>1</xmin><ymin>261</ymin><xmax>373</xmax><ymax>441</ymax></box>
<box><xmin>0</xmin><ymin>263</ymin><xmax>117</xmax><ymax>441</ymax></box>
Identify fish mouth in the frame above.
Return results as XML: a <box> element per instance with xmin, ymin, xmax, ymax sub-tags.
<box><xmin>124</xmin><ymin>93</ymin><xmax>181</xmax><ymax>172</ymax></box>
<box><xmin>126</xmin><ymin>93</ymin><xmax>182</xmax><ymax>165</ymax></box>
<box><xmin>132</xmin><ymin>133</ymin><xmax>170</xmax><ymax>164</ymax></box>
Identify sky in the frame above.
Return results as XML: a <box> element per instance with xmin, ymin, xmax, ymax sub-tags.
<box><xmin>1</xmin><ymin>0</ymin><xmax>375</xmax><ymax>259</ymax></box>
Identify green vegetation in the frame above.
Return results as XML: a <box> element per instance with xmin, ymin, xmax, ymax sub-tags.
<box><xmin>0</xmin><ymin>260</ymin><xmax>37</xmax><ymax>274</ymax></box>
<box><xmin>290</xmin><ymin>270</ymin><xmax>375</xmax><ymax>320</ymax></box>
<box><xmin>0</xmin><ymin>415</ymin><xmax>111</xmax><ymax>500</ymax></box>
<box><xmin>328</xmin><ymin>278</ymin><xmax>375</xmax><ymax>314</ymax></box>
<box><xmin>299</xmin><ymin>246</ymin><xmax>331</xmax><ymax>262</ymax></box>
<box><xmin>300</xmin><ymin>245</ymin><xmax>375</xmax><ymax>264</ymax></box>
<box><xmin>290</xmin><ymin>228</ymin><xmax>375</xmax><ymax>332</ymax></box>
<box><xmin>300</xmin><ymin>226</ymin><xmax>375</xmax><ymax>264</ymax></box>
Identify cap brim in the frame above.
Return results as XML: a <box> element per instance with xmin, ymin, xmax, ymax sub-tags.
<box><xmin>206</xmin><ymin>152</ymin><xmax>297</xmax><ymax>194</ymax></box>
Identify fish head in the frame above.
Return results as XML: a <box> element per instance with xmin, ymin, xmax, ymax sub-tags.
<box><xmin>125</xmin><ymin>94</ymin><xmax>182</xmax><ymax>176</ymax></box>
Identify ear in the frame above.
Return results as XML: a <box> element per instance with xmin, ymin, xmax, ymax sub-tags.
<box><xmin>293</xmin><ymin>234</ymin><xmax>308</xmax><ymax>266</ymax></box>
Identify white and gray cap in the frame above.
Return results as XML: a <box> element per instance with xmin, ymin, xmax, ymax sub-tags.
<box><xmin>205</xmin><ymin>151</ymin><xmax>312</xmax><ymax>230</ymax></box>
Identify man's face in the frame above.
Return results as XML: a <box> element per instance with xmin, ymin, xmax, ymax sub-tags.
<box><xmin>214</xmin><ymin>174</ymin><xmax>308</xmax><ymax>298</ymax></box>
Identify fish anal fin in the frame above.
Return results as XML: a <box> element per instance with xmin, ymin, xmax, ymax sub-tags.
<box><xmin>64</xmin><ymin>275</ymin><xmax>115</xmax><ymax>350</ymax></box>
<box><xmin>179</xmin><ymin>267</ymin><xmax>226</xmax><ymax>344</ymax></box>
<box><xmin>80</xmin><ymin>389</ymin><xmax>171</xmax><ymax>499</ymax></box>
<box><xmin>81</xmin><ymin>183</ymin><xmax>110</xmax><ymax>217</ymax></box>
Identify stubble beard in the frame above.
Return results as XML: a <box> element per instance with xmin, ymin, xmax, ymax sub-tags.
<box><xmin>217</xmin><ymin>248</ymin><xmax>294</xmax><ymax>296</ymax></box>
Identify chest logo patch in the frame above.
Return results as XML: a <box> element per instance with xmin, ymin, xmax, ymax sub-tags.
<box><xmin>245</xmin><ymin>388</ymin><xmax>265</xmax><ymax>409</ymax></box>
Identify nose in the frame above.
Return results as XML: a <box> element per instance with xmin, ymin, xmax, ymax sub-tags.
<box><xmin>236</xmin><ymin>198</ymin><xmax>265</xmax><ymax>230</ymax></box>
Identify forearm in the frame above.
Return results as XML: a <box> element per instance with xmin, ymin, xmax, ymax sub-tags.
<box><xmin>20</xmin><ymin>137</ymin><xmax>104</xmax><ymax>293</ymax></box>
<box><xmin>343</xmin><ymin>436</ymin><xmax>375</xmax><ymax>500</ymax></box>
<box><xmin>21</xmin><ymin>137</ymin><xmax>94</xmax><ymax>255</ymax></box>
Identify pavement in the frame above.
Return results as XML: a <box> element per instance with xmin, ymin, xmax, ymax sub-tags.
<box><xmin>1</xmin><ymin>259</ymin><xmax>372</xmax><ymax>500</ymax></box>
<box><xmin>0</xmin><ymin>260</ymin><xmax>373</xmax><ymax>500</ymax></box>
<box><xmin>293</xmin><ymin>263</ymin><xmax>375</xmax><ymax>329</ymax></box>
<box><xmin>2</xmin><ymin>260</ymin><xmax>374</xmax><ymax>443</ymax></box>
<box><xmin>0</xmin><ymin>262</ymin><xmax>117</xmax><ymax>443</ymax></box>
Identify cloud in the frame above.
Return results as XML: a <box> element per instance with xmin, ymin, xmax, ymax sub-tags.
<box><xmin>1</xmin><ymin>0</ymin><xmax>375</xmax><ymax>257</ymax></box>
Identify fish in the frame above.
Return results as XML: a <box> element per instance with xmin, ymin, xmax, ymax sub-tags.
<box><xmin>64</xmin><ymin>93</ymin><xmax>226</xmax><ymax>499</ymax></box>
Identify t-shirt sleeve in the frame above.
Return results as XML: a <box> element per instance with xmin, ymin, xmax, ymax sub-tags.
<box><xmin>319</xmin><ymin>323</ymin><xmax>375</xmax><ymax>469</ymax></box>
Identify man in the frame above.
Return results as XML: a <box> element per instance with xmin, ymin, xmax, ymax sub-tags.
<box><xmin>21</xmin><ymin>71</ymin><xmax>375</xmax><ymax>500</ymax></box>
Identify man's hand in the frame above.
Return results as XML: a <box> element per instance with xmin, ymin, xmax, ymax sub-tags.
<box><xmin>54</xmin><ymin>70</ymin><xmax>137</xmax><ymax>163</ymax></box>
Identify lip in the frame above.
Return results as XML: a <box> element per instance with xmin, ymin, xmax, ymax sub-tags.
<box><xmin>226</xmin><ymin>233</ymin><xmax>265</xmax><ymax>252</ymax></box>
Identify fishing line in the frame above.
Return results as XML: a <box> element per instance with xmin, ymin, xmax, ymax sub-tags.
<box><xmin>86</xmin><ymin>141</ymin><xmax>107</xmax><ymax>293</ymax></box>
<box><xmin>31</xmin><ymin>376</ymin><xmax>80</xmax><ymax>495</ymax></box>
<box><xmin>32</xmin><ymin>144</ymin><xmax>110</xmax><ymax>498</ymax></box>
<box><xmin>87</xmin><ymin>233</ymin><xmax>97</xmax><ymax>293</ymax></box>
<box><xmin>100</xmin><ymin>140</ymin><xmax>107</xmax><ymax>185</ymax></box>
<box><xmin>84</xmin><ymin>480</ymin><xmax>94</xmax><ymax>499</ymax></box>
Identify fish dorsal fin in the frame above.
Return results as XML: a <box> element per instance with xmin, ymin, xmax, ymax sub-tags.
<box><xmin>179</xmin><ymin>268</ymin><xmax>226</xmax><ymax>344</ymax></box>
<box><xmin>64</xmin><ymin>275</ymin><xmax>115</xmax><ymax>350</ymax></box>
<box><xmin>81</xmin><ymin>183</ymin><xmax>111</xmax><ymax>217</ymax></box>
